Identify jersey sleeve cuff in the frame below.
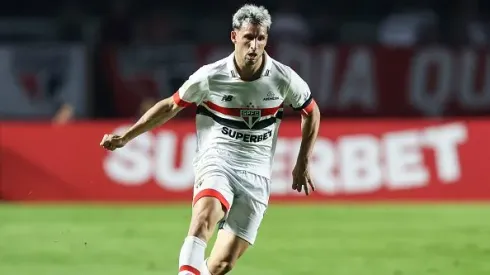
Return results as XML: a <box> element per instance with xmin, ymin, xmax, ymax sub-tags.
<box><xmin>291</xmin><ymin>95</ymin><xmax>316</xmax><ymax>115</ymax></box>
<box><xmin>172</xmin><ymin>91</ymin><xmax>192</xmax><ymax>108</ymax></box>
<box><xmin>301</xmin><ymin>99</ymin><xmax>316</xmax><ymax>116</ymax></box>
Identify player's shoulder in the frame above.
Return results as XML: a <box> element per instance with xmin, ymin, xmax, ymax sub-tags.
<box><xmin>267</xmin><ymin>54</ymin><xmax>296</xmax><ymax>82</ymax></box>
<box><xmin>268</xmin><ymin>55</ymin><xmax>308</xmax><ymax>86</ymax></box>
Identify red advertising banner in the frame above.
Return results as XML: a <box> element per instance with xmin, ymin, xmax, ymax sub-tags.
<box><xmin>1</xmin><ymin>119</ymin><xmax>489</xmax><ymax>202</ymax></box>
<box><xmin>104</xmin><ymin>45</ymin><xmax>490</xmax><ymax>118</ymax></box>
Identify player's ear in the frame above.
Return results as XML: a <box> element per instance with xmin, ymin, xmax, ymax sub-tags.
<box><xmin>231</xmin><ymin>30</ymin><xmax>237</xmax><ymax>44</ymax></box>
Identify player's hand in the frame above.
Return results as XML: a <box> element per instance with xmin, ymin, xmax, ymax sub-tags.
<box><xmin>100</xmin><ymin>134</ymin><xmax>128</xmax><ymax>151</ymax></box>
<box><xmin>292</xmin><ymin>161</ymin><xmax>315</xmax><ymax>195</ymax></box>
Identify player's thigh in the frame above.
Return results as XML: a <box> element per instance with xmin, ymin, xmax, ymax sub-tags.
<box><xmin>189</xmin><ymin>173</ymin><xmax>234</xmax><ymax>238</ymax></box>
<box><xmin>189</xmin><ymin>198</ymin><xmax>224</xmax><ymax>238</ymax></box>
<box><xmin>207</xmin><ymin>197</ymin><xmax>267</xmax><ymax>273</ymax></box>
<box><xmin>220</xmin><ymin>195</ymin><xmax>267</xmax><ymax>246</ymax></box>
<box><xmin>219</xmin><ymin>171</ymin><xmax>269</xmax><ymax>245</ymax></box>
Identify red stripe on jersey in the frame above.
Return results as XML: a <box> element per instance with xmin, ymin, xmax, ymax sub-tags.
<box><xmin>179</xmin><ymin>265</ymin><xmax>200</xmax><ymax>275</ymax></box>
<box><xmin>301</xmin><ymin>99</ymin><xmax>317</xmax><ymax>116</ymax></box>
<box><xmin>172</xmin><ymin>91</ymin><xmax>192</xmax><ymax>108</ymax></box>
<box><xmin>203</xmin><ymin>101</ymin><xmax>283</xmax><ymax>117</ymax></box>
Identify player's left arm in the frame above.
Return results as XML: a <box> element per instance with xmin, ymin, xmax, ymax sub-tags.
<box><xmin>285</xmin><ymin>69</ymin><xmax>321</xmax><ymax>195</ymax></box>
<box><xmin>297</xmin><ymin>99</ymin><xmax>320</xmax><ymax>167</ymax></box>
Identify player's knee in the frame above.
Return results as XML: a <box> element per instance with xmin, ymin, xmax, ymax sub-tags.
<box><xmin>189</xmin><ymin>212</ymin><xmax>212</xmax><ymax>237</ymax></box>
<box><xmin>207</xmin><ymin>259</ymin><xmax>234</xmax><ymax>275</ymax></box>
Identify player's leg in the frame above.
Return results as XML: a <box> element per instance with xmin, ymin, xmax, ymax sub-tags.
<box><xmin>201</xmin><ymin>229</ymin><xmax>250</xmax><ymax>275</ymax></box>
<box><xmin>201</xmin><ymin>189</ymin><xmax>268</xmax><ymax>275</ymax></box>
<box><xmin>178</xmin><ymin>174</ymin><xmax>234</xmax><ymax>275</ymax></box>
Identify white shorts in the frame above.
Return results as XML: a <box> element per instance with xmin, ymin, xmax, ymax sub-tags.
<box><xmin>192</xmin><ymin>169</ymin><xmax>270</xmax><ymax>245</ymax></box>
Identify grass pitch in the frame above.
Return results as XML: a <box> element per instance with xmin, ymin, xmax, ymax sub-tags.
<box><xmin>1</xmin><ymin>204</ymin><xmax>489</xmax><ymax>275</ymax></box>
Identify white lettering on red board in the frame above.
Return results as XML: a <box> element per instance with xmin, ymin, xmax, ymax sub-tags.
<box><xmin>103</xmin><ymin>123</ymin><xmax>467</xmax><ymax>195</ymax></box>
<box><xmin>415</xmin><ymin>48</ymin><xmax>490</xmax><ymax>115</ymax></box>
<box><xmin>103</xmin><ymin>126</ymin><xmax>197</xmax><ymax>191</ymax></box>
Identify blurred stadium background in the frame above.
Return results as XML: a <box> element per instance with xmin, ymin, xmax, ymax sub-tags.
<box><xmin>1</xmin><ymin>0</ymin><xmax>490</xmax><ymax>274</ymax></box>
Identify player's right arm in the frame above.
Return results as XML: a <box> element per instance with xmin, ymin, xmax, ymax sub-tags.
<box><xmin>283</xmin><ymin>67</ymin><xmax>320</xmax><ymax>195</ymax></box>
<box><xmin>100</xmin><ymin>67</ymin><xmax>209</xmax><ymax>151</ymax></box>
<box><xmin>119</xmin><ymin>95</ymin><xmax>182</xmax><ymax>141</ymax></box>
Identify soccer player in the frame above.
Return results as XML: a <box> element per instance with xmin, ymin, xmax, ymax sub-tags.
<box><xmin>100</xmin><ymin>4</ymin><xmax>320</xmax><ymax>275</ymax></box>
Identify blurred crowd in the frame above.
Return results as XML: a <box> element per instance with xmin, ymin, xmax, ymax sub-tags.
<box><xmin>3</xmin><ymin>0</ymin><xmax>489</xmax><ymax>46</ymax></box>
<box><xmin>0</xmin><ymin>0</ymin><xmax>489</xmax><ymax>123</ymax></box>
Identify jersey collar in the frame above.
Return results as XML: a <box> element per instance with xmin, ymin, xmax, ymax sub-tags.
<box><xmin>227</xmin><ymin>52</ymin><xmax>273</xmax><ymax>79</ymax></box>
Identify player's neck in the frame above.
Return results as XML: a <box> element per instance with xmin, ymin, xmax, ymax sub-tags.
<box><xmin>234</xmin><ymin>54</ymin><xmax>265</xmax><ymax>81</ymax></box>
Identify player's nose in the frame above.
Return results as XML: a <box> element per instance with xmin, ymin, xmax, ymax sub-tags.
<box><xmin>249</xmin><ymin>39</ymin><xmax>257</xmax><ymax>50</ymax></box>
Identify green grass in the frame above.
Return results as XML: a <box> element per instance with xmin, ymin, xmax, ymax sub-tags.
<box><xmin>1</xmin><ymin>204</ymin><xmax>490</xmax><ymax>275</ymax></box>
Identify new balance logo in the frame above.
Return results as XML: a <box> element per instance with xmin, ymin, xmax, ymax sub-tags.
<box><xmin>195</xmin><ymin>179</ymin><xmax>203</xmax><ymax>189</ymax></box>
<box><xmin>221</xmin><ymin>95</ymin><xmax>233</xmax><ymax>102</ymax></box>
<box><xmin>263</xmin><ymin>91</ymin><xmax>280</xmax><ymax>101</ymax></box>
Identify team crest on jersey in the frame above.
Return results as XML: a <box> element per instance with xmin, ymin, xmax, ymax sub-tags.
<box><xmin>240</xmin><ymin>109</ymin><xmax>261</xmax><ymax>128</ymax></box>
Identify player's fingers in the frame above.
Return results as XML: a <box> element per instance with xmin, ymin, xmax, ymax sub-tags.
<box><xmin>303</xmin><ymin>180</ymin><xmax>309</xmax><ymax>196</ymax></box>
<box><xmin>292</xmin><ymin>181</ymin><xmax>297</xmax><ymax>190</ymax></box>
<box><xmin>102</xmin><ymin>139</ymin><xmax>117</xmax><ymax>151</ymax></box>
<box><xmin>292</xmin><ymin>174</ymin><xmax>299</xmax><ymax>190</ymax></box>
<box><xmin>308</xmin><ymin>178</ymin><xmax>316</xmax><ymax>192</ymax></box>
<box><xmin>100</xmin><ymin>134</ymin><xmax>108</xmax><ymax>146</ymax></box>
<box><xmin>103</xmin><ymin>140</ymin><xmax>111</xmax><ymax>148</ymax></box>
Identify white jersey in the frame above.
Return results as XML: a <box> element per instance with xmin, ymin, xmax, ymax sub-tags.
<box><xmin>172</xmin><ymin>52</ymin><xmax>315</xmax><ymax>179</ymax></box>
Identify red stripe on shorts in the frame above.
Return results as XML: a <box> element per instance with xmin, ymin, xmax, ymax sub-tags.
<box><xmin>193</xmin><ymin>189</ymin><xmax>230</xmax><ymax>212</ymax></box>
<box><xmin>179</xmin><ymin>265</ymin><xmax>200</xmax><ymax>275</ymax></box>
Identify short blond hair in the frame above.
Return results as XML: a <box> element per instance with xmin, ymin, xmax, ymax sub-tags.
<box><xmin>232</xmin><ymin>4</ymin><xmax>272</xmax><ymax>31</ymax></box>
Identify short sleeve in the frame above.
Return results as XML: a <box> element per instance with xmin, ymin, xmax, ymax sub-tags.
<box><xmin>172</xmin><ymin>66</ymin><xmax>209</xmax><ymax>107</ymax></box>
<box><xmin>284</xmin><ymin>68</ymin><xmax>316</xmax><ymax>115</ymax></box>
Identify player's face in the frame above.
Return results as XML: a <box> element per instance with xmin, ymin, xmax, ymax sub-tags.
<box><xmin>231</xmin><ymin>23</ymin><xmax>268</xmax><ymax>67</ymax></box>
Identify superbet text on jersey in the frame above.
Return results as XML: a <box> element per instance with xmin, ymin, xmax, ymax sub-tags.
<box><xmin>172</xmin><ymin>52</ymin><xmax>315</xmax><ymax>180</ymax></box>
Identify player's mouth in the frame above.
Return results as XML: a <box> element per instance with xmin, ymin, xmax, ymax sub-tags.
<box><xmin>247</xmin><ymin>53</ymin><xmax>257</xmax><ymax>59</ymax></box>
